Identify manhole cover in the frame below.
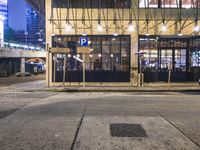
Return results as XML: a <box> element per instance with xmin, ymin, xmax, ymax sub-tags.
<box><xmin>110</xmin><ymin>124</ymin><xmax>147</xmax><ymax>137</ymax></box>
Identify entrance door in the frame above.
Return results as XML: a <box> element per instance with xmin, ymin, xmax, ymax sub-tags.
<box><xmin>159</xmin><ymin>49</ymin><xmax>187</xmax><ymax>81</ymax></box>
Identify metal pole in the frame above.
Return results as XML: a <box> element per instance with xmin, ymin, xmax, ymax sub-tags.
<box><xmin>168</xmin><ymin>62</ymin><xmax>172</xmax><ymax>90</ymax></box>
<box><xmin>47</xmin><ymin>44</ymin><xmax>50</xmax><ymax>88</ymax></box>
<box><xmin>53</xmin><ymin>56</ymin><xmax>56</xmax><ymax>88</ymax></box>
<box><xmin>83</xmin><ymin>52</ymin><xmax>86</xmax><ymax>87</ymax></box>
<box><xmin>63</xmin><ymin>54</ymin><xmax>66</xmax><ymax>89</ymax></box>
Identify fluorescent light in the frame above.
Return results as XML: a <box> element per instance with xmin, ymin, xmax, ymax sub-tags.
<box><xmin>97</xmin><ymin>24</ymin><xmax>103</xmax><ymax>32</ymax></box>
<box><xmin>65</xmin><ymin>23</ymin><xmax>72</xmax><ymax>32</ymax></box>
<box><xmin>128</xmin><ymin>23</ymin><xmax>134</xmax><ymax>32</ymax></box>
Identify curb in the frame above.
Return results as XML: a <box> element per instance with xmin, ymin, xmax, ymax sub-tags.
<box><xmin>40</xmin><ymin>88</ymin><xmax>200</xmax><ymax>93</ymax></box>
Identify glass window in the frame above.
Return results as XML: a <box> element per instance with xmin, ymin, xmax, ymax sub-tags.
<box><xmin>191</xmin><ymin>51</ymin><xmax>200</xmax><ymax>67</ymax></box>
<box><xmin>174</xmin><ymin>49</ymin><xmax>186</xmax><ymax>72</ymax></box>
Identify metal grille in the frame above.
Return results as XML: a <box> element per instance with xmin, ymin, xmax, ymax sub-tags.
<box><xmin>110</xmin><ymin>124</ymin><xmax>147</xmax><ymax>137</ymax></box>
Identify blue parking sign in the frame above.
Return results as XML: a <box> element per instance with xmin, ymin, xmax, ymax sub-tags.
<box><xmin>80</xmin><ymin>37</ymin><xmax>88</xmax><ymax>47</ymax></box>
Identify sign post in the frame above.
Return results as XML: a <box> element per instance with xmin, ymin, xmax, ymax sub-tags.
<box><xmin>53</xmin><ymin>55</ymin><xmax>57</xmax><ymax>88</ymax></box>
<box><xmin>79</xmin><ymin>37</ymin><xmax>88</xmax><ymax>87</ymax></box>
<box><xmin>168</xmin><ymin>62</ymin><xmax>172</xmax><ymax>90</ymax></box>
<box><xmin>63</xmin><ymin>54</ymin><xmax>66</xmax><ymax>89</ymax></box>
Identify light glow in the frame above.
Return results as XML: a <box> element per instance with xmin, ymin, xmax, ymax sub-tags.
<box><xmin>128</xmin><ymin>23</ymin><xmax>134</xmax><ymax>32</ymax></box>
<box><xmin>97</xmin><ymin>24</ymin><xmax>103</xmax><ymax>32</ymax></box>
<box><xmin>194</xmin><ymin>25</ymin><xmax>200</xmax><ymax>32</ymax></box>
<box><xmin>65</xmin><ymin>23</ymin><xmax>72</xmax><ymax>32</ymax></box>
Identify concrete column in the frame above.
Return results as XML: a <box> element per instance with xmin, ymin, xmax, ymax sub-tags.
<box><xmin>130</xmin><ymin>32</ymin><xmax>139</xmax><ymax>86</ymax></box>
<box><xmin>20</xmin><ymin>58</ymin><xmax>25</xmax><ymax>73</ymax></box>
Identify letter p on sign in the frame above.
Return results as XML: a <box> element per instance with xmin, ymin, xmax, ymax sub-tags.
<box><xmin>80</xmin><ymin>38</ymin><xmax>88</xmax><ymax>47</ymax></box>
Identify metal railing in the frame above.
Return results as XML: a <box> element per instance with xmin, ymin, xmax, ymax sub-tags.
<box><xmin>0</xmin><ymin>39</ymin><xmax>45</xmax><ymax>51</ymax></box>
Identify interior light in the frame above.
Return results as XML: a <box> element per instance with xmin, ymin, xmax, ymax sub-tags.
<box><xmin>51</xmin><ymin>33</ymin><xmax>55</xmax><ymax>36</ymax></box>
<box><xmin>82</xmin><ymin>32</ymin><xmax>87</xmax><ymax>36</ymax></box>
<box><xmin>113</xmin><ymin>33</ymin><xmax>118</xmax><ymax>36</ymax></box>
<box><xmin>38</xmin><ymin>38</ymin><xmax>43</xmax><ymax>42</ymax></box>
<box><xmin>65</xmin><ymin>23</ymin><xmax>72</xmax><ymax>32</ymax></box>
<box><xmin>77</xmin><ymin>54</ymin><xmax>80</xmax><ymax>58</ymax></box>
<box><xmin>98</xmin><ymin>54</ymin><xmax>102</xmax><ymax>57</ymax></box>
<box><xmin>97</xmin><ymin>24</ymin><xmax>103</xmax><ymax>32</ymax></box>
<box><xmin>111</xmin><ymin>54</ymin><xmax>114</xmax><ymax>58</ymax></box>
<box><xmin>177</xmin><ymin>33</ymin><xmax>183</xmax><ymax>36</ymax></box>
<box><xmin>89</xmin><ymin>54</ymin><xmax>93</xmax><ymax>58</ymax></box>
<box><xmin>145</xmin><ymin>33</ymin><xmax>150</xmax><ymax>36</ymax></box>
<box><xmin>67</xmin><ymin>54</ymin><xmax>71</xmax><ymax>58</ymax></box>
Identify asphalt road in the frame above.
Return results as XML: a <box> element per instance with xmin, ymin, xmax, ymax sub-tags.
<box><xmin>0</xmin><ymin>81</ymin><xmax>200</xmax><ymax>150</ymax></box>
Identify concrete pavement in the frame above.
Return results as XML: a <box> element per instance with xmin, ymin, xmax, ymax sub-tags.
<box><xmin>0</xmin><ymin>80</ymin><xmax>200</xmax><ymax>149</ymax></box>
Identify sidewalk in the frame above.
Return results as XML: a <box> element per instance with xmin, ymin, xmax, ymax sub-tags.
<box><xmin>46</xmin><ymin>82</ymin><xmax>200</xmax><ymax>92</ymax></box>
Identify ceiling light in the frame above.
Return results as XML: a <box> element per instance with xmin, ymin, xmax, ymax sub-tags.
<box><xmin>65</xmin><ymin>23</ymin><xmax>72</xmax><ymax>32</ymax></box>
<box><xmin>97</xmin><ymin>24</ymin><xmax>103</xmax><ymax>32</ymax></box>
<box><xmin>128</xmin><ymin>23</ymin><xmax>134</xmax><ymax>32</ymax></box>
<box><xmin>161</xmin><ymin>25</ymin><xmax>167</xmax><ymax>32</ymax></box>
<box><xmin>194</xmin><ymin>25</ymin><xmax>200</xmax><ymax>32</ymax></box>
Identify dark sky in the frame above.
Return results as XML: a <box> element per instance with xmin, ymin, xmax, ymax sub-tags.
<box><xmin>8</xmin><ymin>0</ymin><xmax>26</xmax><ymax>31</ymax></box>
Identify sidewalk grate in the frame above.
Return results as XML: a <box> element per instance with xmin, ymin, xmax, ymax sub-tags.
<box><xmin>110</xmin><ymin>124</ymin><xmax>147</xmax><ymax>137</ymax></box>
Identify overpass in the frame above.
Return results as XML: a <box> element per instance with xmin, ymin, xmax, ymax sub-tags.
<box><xmin>0</xmin><ymin>41</ymin><xmax>46</xmax><ymax>78</ymax></box>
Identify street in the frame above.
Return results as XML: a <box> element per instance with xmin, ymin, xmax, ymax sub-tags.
<box><xmin>0</xmin><ymin>80</ymin><xmax>200</xmax><ymax>150</ymax></box>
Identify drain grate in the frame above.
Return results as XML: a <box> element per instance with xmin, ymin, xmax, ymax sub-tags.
<box><xmin>110</xmin><ymin>124</ymin><xmax>147</xmax><ymax>137</ymax></box>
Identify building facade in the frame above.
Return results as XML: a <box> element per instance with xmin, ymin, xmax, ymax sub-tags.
<box><xmin>0</xmin><ymin>0</ymin><xmax>8</xmax><ymax>40</ymax></box>
<box><xmin>26</xmin><ymin>3</ymin><xmax>45</xmax><ymax>46</ymax></box>
<box><xmin>45</xmin><ymin>0</ymin><xmax>200</xmax><ymax>86</ymax></box>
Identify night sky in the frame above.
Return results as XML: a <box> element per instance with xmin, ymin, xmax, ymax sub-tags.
<box><xmin>8</xmin><ymin>0</ymin><xmax>26</xmax><ymax>31</ymax></box>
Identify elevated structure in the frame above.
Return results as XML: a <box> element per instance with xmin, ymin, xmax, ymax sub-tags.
<box><xmin>0</xmin><ymin>42</ymin><xmax>46</xmax><ymax>78</ymax></box>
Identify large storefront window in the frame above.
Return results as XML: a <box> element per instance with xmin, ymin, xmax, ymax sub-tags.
<box><xmin>139</xmin><ymin>36</ymin><xmax>189</xmax><ymax>82</ymax></box>
<box><xmin>52</xmin><ymin>35</ymin><xmax>130</xmax><ymax>82</ymax></box>
<box><xmin>53</xmin><ymin>0</ymin><xmax>130</xmax><ymax>8</ymax></box>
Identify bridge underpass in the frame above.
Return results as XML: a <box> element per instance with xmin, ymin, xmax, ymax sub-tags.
<box><xmin>0</xmin><ymin>44</ymin><xmax>46</xmax><ymax>78</ymax></box>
